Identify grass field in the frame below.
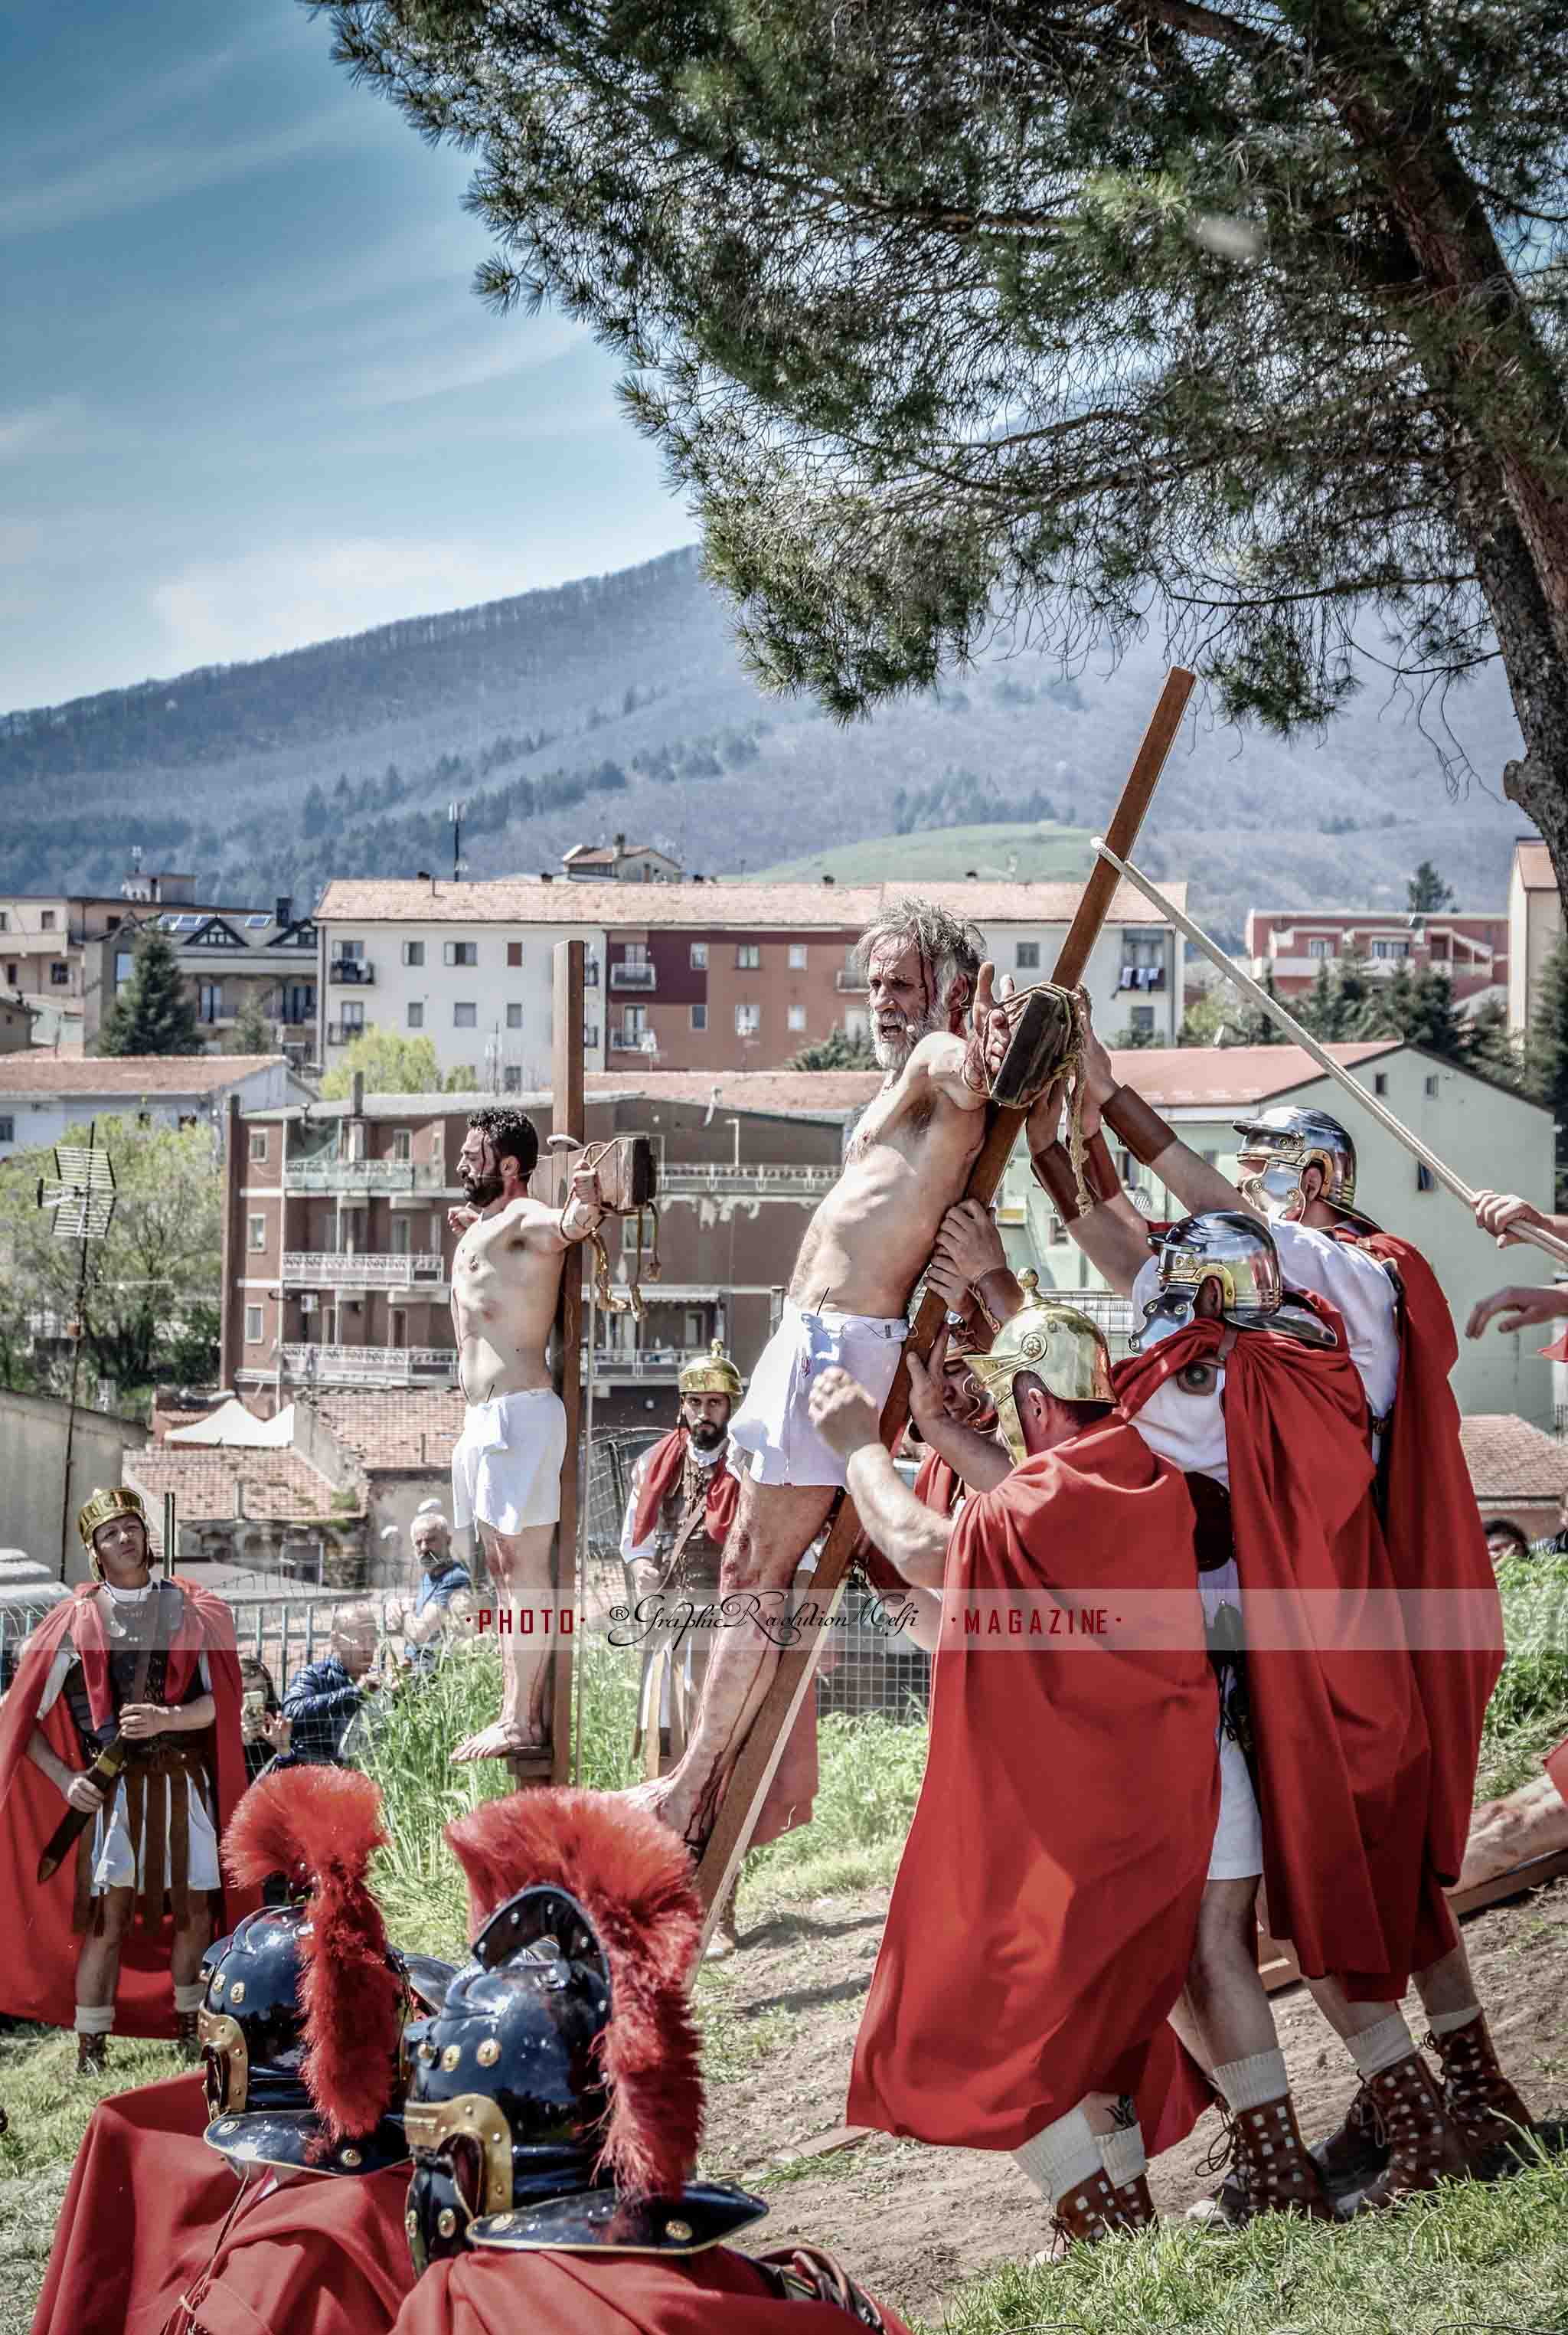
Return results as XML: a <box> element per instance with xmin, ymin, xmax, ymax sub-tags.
<box><xmin>743</xmin><ymin>820</ymin><xmax>1097</xmax><ymax>888</ymax></box>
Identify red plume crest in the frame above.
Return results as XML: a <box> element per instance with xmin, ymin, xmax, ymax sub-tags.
<box><xmin>223</xmin><ymin>1766</ymin><xmax>402</xmax><ymax>2144</ymax></box>
<box><xmin>444</xmin><ymin>1787</ymin><xmax>704</xmax><ymax>2199</ymax></box>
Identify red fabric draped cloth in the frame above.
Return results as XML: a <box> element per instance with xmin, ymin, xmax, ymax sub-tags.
<box><xmin>847</xmin><ymin>1415</ymin><xmax>1218</xmax><ymax>2150</ymax></box>
<box><xmin>629</xmin><ymin>1432</ymin><xmax>740</xmax><ymax>1549</ymax></box>
<box><xmin>1328</xmin><ymin>1228</ymin><xmax>1505</xmax><ymax>1881</ymax></box>
<box><xmin>0</xmin><ymin>1583</ymin><xmax>259</xmax><ymax>2036</ymax></box>
<box><xmin>387</xmin><ymin>2241</ymin><xmax>911</xmax><ymax>2335</ymax></box>
<box><xmin>1116</xmin><ymin>1303</ymin><xmax>1447</xmax><ymax>1997</ymax></box>
<box><xmin>158</xmin><ymin>2163</ymin><xmax>414</xmax><ymax>2335</ymax></box>
<box><xmin>1546</xmin><ymin>1738</ymin><xmax>1568</xmax><ymax>1810</ymax></box>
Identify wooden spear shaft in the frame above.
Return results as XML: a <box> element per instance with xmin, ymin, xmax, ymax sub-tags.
<box><xmin>691</xmin><ymin>668</ymin><xmax>1197</xmax><ymax>1940</ymax></box>
<box><xmin>1093</xmin><ymin>838</ymin><xmax>1568</xmax><ymax>1273</ymax></box>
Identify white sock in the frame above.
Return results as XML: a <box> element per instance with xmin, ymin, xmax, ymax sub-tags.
<box><xmin>1428</xmin><ymin>2003</ymin><xmax>1481</xmax><ymax>2039</ymax></box>
<box><xmin>1013</xmin><ymin>2105</ymin><xmax>1103</xmax><ymax>2207</ymax></box>
<box><xmin>74</xmin><ymin>2003</ymin><xmax>114</xmax><ymax>2036</ymax></box>
<box><xmin>173</xmin><ymin>1981</ymin><xmax>206</xmax><ymax>2015</ymax></box>
<box><xmin>1214</xmin><ymin>2049</ymin><xmax>1287</xmax><ymax>2111</ymax></box>
<box><xmin>1347</xmin><ymin>2012</ymin><xmax>1416</xmax><ymax>2081</ymax></box>
<box><xmin>1097</xmin><ymin>2124</ymin><xmax>1147</xmax><ymax>2190</ymax></box>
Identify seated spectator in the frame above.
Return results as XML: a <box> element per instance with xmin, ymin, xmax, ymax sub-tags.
<box><xmin>278</xmin><ymin>1606</ymin><xmax>382</xmax><ymax>1767</ymax></box>
<box><xmin>384</xmin><ymin>1506</ymin><xmax>472</xmax><ymax>1676</ymax></box>
<box><xmin>237</xmin><ymin>1656</ymin><xmax>292</xmax><ymax>1784</ymax></box>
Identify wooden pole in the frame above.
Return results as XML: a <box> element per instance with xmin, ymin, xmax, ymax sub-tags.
<box><xmin>548</xmin><ymin>938</ymin><xmax>586</xmax><ymax>1787</ymax></box>
<box><xmin>692</xmin><ymin>668</ymin><xmax>1196</xmax><ymax>1935</ymax></box>
<box><xmin>1093</xmin><ymin>841</ymin><xmax>1568</xmax><ymax>1274</ymax></box>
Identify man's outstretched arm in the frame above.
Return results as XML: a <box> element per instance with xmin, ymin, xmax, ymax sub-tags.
<box><xmin>808</xmin><ymin>1369</ymin><xmax>954</xmax><ymax>1591</ymax></box>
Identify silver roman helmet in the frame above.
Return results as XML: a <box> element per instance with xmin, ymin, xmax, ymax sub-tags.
<box><xmin>1132</xmin><ymin>1210</ymin><xmax>1336</xmax><ymax>1351</ymax></box>
<box><xmin>1232</xmin><ymin>1107</ymin><xmax>1377</xmax><ymax>1231</ymax></box>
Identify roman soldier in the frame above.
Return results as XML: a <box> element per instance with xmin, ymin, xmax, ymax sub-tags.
<box><xmin>619</xmin><ymin>1341</ymin><xmax>815</xmax><ymax>1953</ymax></box>
<box><xmin>0</xmin><ymin>1486</ymin><xmax>253</xmax><ymax>2070</ymax></box>
<box><xmin>30</xmin><ymin>1764</ymin><xmax>454</xmax><ymax>2335</ymax></box>
<box><xmin>807</xmin><ymin>1287</ymin><xmax>1217</xmax><ymax>2248</ymax></box>
<box><xmin>383</xmin><ymin>1788</ymin><xmax>913</xmax><ymax>2335</ymax></box>
<box><xmin>1102</xmin><ymin>1080</ymin><xmax>1529</xmax><ymax>2195</ymax></box>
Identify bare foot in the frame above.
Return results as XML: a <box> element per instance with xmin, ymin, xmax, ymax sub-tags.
<box><xmin>451</xmin><ymin>1720</ymin><xmax>549</xmax><ymax>1764</ymax></box>
<box><xmin>1456</xmin><ymin>1775</ymin><xmax>1568</xmax><ymax>1892</ymax></box>
<box><xmin>622</xmin><ymin>1771</ymin><xmax>707</xmax><ymax>1849</ymax></box>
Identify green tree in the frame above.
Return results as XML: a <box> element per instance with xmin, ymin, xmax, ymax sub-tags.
<box><xmin>786</xmin><ymin>1029</ymin><xmax>879</xmax><ymax>1071</ymax></box>
<box><xmin>1377</xmin><ymin>965</ymin><xmax>1469</xmax><ymax>1058</ymax></box>
<box><xmin>319</xmin><ymin>1026</ymin><xmax>446</xmax><ymax>1098</ymax></box>
<box><xmin>1407</xmin><ymin>862</ymin><xmax>1457</xmax><ymax>914</ymax></box>
<box><xmin>312</xmin><ymin>0</ymin><xmax>1568</xmax><ymax>889</ymax></box>
<box><xmin>1110</xmin><ymin>1022</ymin><xmax>1163</xmax><ymax>1051</ymax></box>
<box><xmin>96</xmin><ymin>927</ymin><xmax>201</xmax><ymax>1057</ymax></box>
<box><xmin>226</xmin><ymin>987</ymin><xmax>276</xmax><ymax>1056</ymax></box>
<box><xmin>1462</xmin><ymin>995</ymin><xmax>1525</xmax><ymax>1091</ymax></box>
<box><xmin>1297</xmin><ymin>957</ymin><xmax>1387</xmax><ymax>1042</ymax></box>
<box><xmin>0</xmin><ymin>1117</ymin><xmax>223</xmax><ymax>1399</ymax></box>
<box><xmin>1525</xmin><ymin>936</ymin><xmax>1568</xmax><ymax>1202</ymax></box>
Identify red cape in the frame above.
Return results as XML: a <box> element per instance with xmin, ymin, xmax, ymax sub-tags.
<box><xmin>159</xmin><ymin>2161</ymin><xmax>413</xmax><ymax>2335</ymax></box>
<box><xmin>389</xmin><ymin>2241</ymin><xmax>910</xmax><ymax>2335</ymax></box>
<box><xmin>1117</xmin><ymin>1309</ymin><xmax>1449</xmax><ymax>1997</ymax></box>
<box><xmin>1547</xmin><ymin>1737</ymin><xmax>1568</xmax><ymax>1809</ymax></box>
<box><xmin>0</xmin><ymin>1581</ymin><xmax>260</xmax><ymax>2036</ymax></box>
<box><xmin>1330</xmin><ymin>1228</ymin><xmax>1506</xmax><ymax>1881</ymax></box>
<box><xmin>630</xmin><ymin>1433</ymin><xmax>740</xmax><ymax>1550</ymax></box>
<box><xmin>848</xmin><ymin>1415</ymin><xmax>1218</xmax><ymax>2150</ymax></box>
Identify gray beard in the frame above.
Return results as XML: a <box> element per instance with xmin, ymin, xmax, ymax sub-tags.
<box><xmin>871</xmin><ymin>1017</ymin><xmax>938</xmax><ymax>1074</ymax></box>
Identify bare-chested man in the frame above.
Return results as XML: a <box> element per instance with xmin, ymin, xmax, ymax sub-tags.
<box><xmin>636</xmin><ymin>897</ymin><xmax>1011</xmax><ymax>1849</ymax></box>
<box><xmin>446</xmin><ymin>1104</ymin><xmax>603</xmax><ymax>1764</ymax></box>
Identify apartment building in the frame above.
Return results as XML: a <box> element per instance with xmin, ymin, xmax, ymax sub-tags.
<box><xmin>995</xmin><ymin>1039</ymin><xmax>1557</xmax><ymax>1427</ymax></box>
<box><xmin>0</xmin><ymin>1051</ymin><xmax>310</xmax><ymax>1162</ymax></box>
<box><xmin>562</xmin><ymin>836</ymin><xmax>684</xmax><ymax>883</ymax></box>
<box><xmin>1508</xmin><ymin>838</ymin><xmax>1561</xmax><ymax>1036</ymax></box>
<box><xmin>220</xmin><ymin>1073</ymin><xmax>855</xmax><ymax>1431</ymax></box>
<box><xmin>1245</xmin><ymin>907</ymin><xmax>1508</xmax><ymax>1007</ymax></box>
<box><xmin>315</xmin><ymin>874</ymin><xmax>1187</xmax><ymax>1084</ymax></box>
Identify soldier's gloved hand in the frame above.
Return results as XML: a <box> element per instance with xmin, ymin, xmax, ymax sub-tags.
<box><xmin>807</xmin><ymin>1366</ymin><xmax>882</xmax><ymax>1459</ymax></box>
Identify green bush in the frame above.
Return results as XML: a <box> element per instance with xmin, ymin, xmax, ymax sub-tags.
<box><xmin>1477</xmin><ymin>1546</ymin><xmax>1568</xmax><ymax>1796</ymax></box>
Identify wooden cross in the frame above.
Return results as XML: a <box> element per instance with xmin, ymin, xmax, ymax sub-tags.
<box><xmin>691</xmin><ymin>669</ymin><xmax>1197</xmax><ymax>1938</ymax></box>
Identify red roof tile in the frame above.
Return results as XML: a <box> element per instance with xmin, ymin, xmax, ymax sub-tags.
<box><xmin>314</xmin><ymin>1388</ymin><xmax>467</xmax><ymax>1471</ymax></box>
<box><xmin>0</xmin><ymin>1055</ymin><xmax>285</xmax><ymax>1095</ymax></box>
<box><xmin>1459</xmin><ymin>1414</ymin><xmax>1568</xmax><ymax>1503</ymax></box>
<box><xmin>317</xmin><ymin>877</ymin><xmax>1183</xmax><ymax>930</ymax></box>
<box><xmin>127</xmin><ymin>1444</ymin><xmax>356</xmax><ymax>1525</ymax></box>
<box><xmin>1514</xmin><ymin>841</ymin><xmax>1556</xmax><ymax>892</ymax></box>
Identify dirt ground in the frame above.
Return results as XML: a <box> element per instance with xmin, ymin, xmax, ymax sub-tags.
<box><xmin>699</xmin><ymin>1876</ymin><xmax>1568</xmax><ymax>2326</ymax></box>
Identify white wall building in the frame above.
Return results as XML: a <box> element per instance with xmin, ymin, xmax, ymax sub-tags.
<box><xmin>996</xmin><ymin>1038</ymin><xmax>1559</xmax><ymax>1428</ymax></box>
<box><xmin>1508</xmin><ymin>838</ymin><xmax>1560</xmax><ymax>1036</ymax></box>
<box><xmin>0</xmin><ymin>1054</ymin><xmax>312</xmax><ymax>1161</ymax></box>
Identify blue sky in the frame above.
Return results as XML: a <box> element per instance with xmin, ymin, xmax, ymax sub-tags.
<box><xmin>2</xmin><ymin>0</ymin><xmax>693</xmax><ymax>714</ymax></box>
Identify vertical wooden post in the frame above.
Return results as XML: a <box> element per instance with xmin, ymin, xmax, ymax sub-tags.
<box><xmin>549</xmin><ymin>938</ymin><xmax>586</xmax><ymax>1787</ymax></box>
<box><xmin>691</xmin><ymin>668</ymin><xmax>1196</xmax><ymax>1935</ymax></box>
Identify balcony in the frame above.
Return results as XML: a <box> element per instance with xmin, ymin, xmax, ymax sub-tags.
<box><xmin>278</xmin><ymin>1343</ymin><xmax>456</xmax><ymax>1387</ymax></box>
<box><xmin>286</xmin><ymin>1156</ymin><xmax>416</xmax><ymax>1193</ymax></box>
<box><xmin>329</xmin><ymin>960</ymin><xmax>375</xmax><ymax>986</ymax></box>
<box><xmin>610</xmin><ymin>962</ymin><xmax>656</xmax><ymax>991</ymax></box>
<box><xmin>610</xmin><ymin>1027</ymin><xmax>656</xmax><ymax>1055</ymax></box>
<box><xmin>659</xmin><ymin>1165</ymin><xmax>838</xmax><ymax>1194</ymax></box>
<box><xmin>283</xmin><ymin>1251</ymin><xmax>444</xmax><ymax>1287</ymax></box>
<box><xmin>1116</xmin><ymin>965</ymin><xmax>1167</xmax><ymax>993</ymax></box>
<box><xmin>587</xmin><ymin>1344</ymin><xmax>720</xmax><ymax>1384</ymax></box>
<box><xmin>835</xmin><ymin>970</ymin><xmax>868</xmax><ymax>993</ymax></box>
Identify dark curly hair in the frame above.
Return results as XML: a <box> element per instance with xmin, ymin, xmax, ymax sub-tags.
<box><xmin>467</xmin><ymin>1105</ymin><xmax>541</xmax><ymax>1179</ymax></box>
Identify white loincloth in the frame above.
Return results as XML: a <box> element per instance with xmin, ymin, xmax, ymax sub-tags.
<box><xmin>452</xmin><ymin>1388</ymin><xmax>567</xmax><ymax>1536</ymax></box>
<box><xmin>728</xmin><ymin>1303</ymin><xmax>909</xmax><ymax>1489</ymax></box>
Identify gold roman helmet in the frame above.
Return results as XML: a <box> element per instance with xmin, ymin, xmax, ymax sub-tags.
<box><xmin>76</xmin><ymin>1486</ymin><xmax>150</xmax><ymax>1580</ymax></box>
<box><xmin>678</xmin><ymin>1339</ymin><xmax>743</xmax><ymax>1403</ymax></box>
<box><xmin>966</xmin><ymin>1272</ymin><xmax>1115</xmax><ymax>1465</ymax></box>
<box><xmin>1232</xmin><ymin>1107</ymin><xmax>1377</xmax><ymax>1231</ymax></box>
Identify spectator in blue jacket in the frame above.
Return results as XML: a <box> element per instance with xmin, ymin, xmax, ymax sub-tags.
<box><xmin>279</xmin><ymin>1606</ymin><xmax>381</xmax><ymax>1765</ymax></box>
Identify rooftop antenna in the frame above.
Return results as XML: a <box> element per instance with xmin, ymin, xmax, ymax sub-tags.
<box><xmin>449</xmin><ymin>799</ymin><xmax>467</xmax><ymax>885</ymax></box>
<box><xmin>37</xmin><ymin>1123</ymin><xmax>117</xmax><ymax>1579</ymax></box>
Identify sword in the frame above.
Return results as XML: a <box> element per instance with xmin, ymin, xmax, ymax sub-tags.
<box><xmin>38</xmin><ymin>1738</ymin><xmax>129</xmax><ymax>1884</ymax></box>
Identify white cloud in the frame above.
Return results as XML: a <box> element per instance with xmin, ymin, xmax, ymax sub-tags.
<box><xmin>0</xmin><ymin>397</ymin><xmax>83</xmax><ymax>462</ymax></box>
<box><xmin>149</xmin><ymin>537</ymin><xmax>541</xmax><ymax>669</ymax></box>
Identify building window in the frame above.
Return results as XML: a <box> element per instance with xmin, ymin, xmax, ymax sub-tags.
<box><xmin>736</xmin><ymin>1002</ymin><xmax>761</xmax><ymax>1037</ymax></box>
<box><xmin>789</xmin><ymin>943</ymin><xmax>808</xmax><ymax>970</ymax></box>
<box><xmin>503</xmin><ymin>1066</ymin><xmax>523</xmax><ymax>1094</ymax></box>
<box><xmin>1374</xmin><ymin>1071</ymin><xmax>1388</xmax><ymax>1095</ymax></box>
<box><xmin>506</xmin><ymin>1002</ymin><xmax>523</xmax><ymax>1029</ymax></box>
<box><xmin>691</xmin><ymin>1003</ymin><xmax>707</xmax><ymax>1032</ymax></box>
<box><xmin>40</xmin><ymin>911</ymin><xmax>55</xmax><ymax>931</ymax></box>
<box><xmin>392</xmin><ymin>1129</ymin><xmax>412</xmax><ymax>1161</ymax></box>
<box><xmin>5</xmin><ymin>965</ymin><xmax>15</xmax><ymax>986</ymax></box>
<box><xmin>1424</xmin><ymin>1073</ymin><xmax>1439</xmax><ymax>1097</ymax></box>
<box><xmin>454</xmin><ymin>1002</ymin><xmax>477</xmax><ymax>1029</ymax></box>
<box><xmin>198</xmin><ymin>982</ymin><xmax>222</xmax><ymax>1023</ymax></box>
<box><xmin>335</xmin><ymin>937</ymin><xmax>364</xmax><ymax>961</ymax></box>
<box><xmin>244</xmin><ymin>1305</ymin><xmax>263</xmax><ymax>1343</ymax></box>
<box><xmin>737</xmin><ymin>944</ymin><xmax>761</xmax><ymax>970</ymax></box>
<box><xmin>341</xmin><ymin>1002</ymin><xmax>365</xmax><ymax>1034</ymax></box>
<box><xmin>443</xmin><ymin>940</ymin><xmax>479</xmax><ymax>967</ymax></box>
<box><xmin>51</xmin><ymin>961</ymin><xmax>69</xmax><ymax>986</ymax></box>
<box><xmin>1308</xmin><ymin>937</ymin><xmax>1332</xmax><ymax>960</ymax></box>
<box><xmin>1416</xmin><ymin>1163</ymin><xmax>1435</xmax><ymax>1192</ymax></box>
<box><xmin>507</xmin><ymin>941</ymin><xmax>522</xmax><ymax>968</ymax></box>
<box><xmin>407</xmin><ymin>1001</ymin><xmax>424</xmax><ymax>1029</ymax></box>
<box><xmin>1371</xmin><ymin>940</ymin><xmax>1408</xmax><ymax>960</ymax></box>
<box><xmin>403</xmin><ymin>940</ymin><xmax>425</xmax><ymax>966</ymax></box>
<box><xmin>249</xmin><ymin>1128</ymin><xmax>269</xmax><ymax>1163</ymax></box>
<box><xmin>788</xmin><ymin>1004</ymin><xmax>807</xmax><ymax>1032</ymax></box>
<box><xmin>1016</xmin><ymin>941</ymin><xmax>1040</xmax><ymax>970</ymax></box>
<box><xmin>0</xmin><ymin>1117</ymin><xmax>12</xmax><ymax>1143</ymax></box>
<box><xmin>1129</xmin><ymin>1004</ymin><xmax>1155</xmax><ymax>1032</ymax></box>
<box><xmin>247</xmin><ymin>1214</ymin><xmax>266</xmax><ymax>1251</ymax></box>
<box><xmin>690</xmin><ymin>943</ymin><xmax>708</xmax><ymax>970</ymax></box>
<box><xmin>0</xmin><ymin>913</ymin><xmax>6</xmax><ymax>932</ymax></box>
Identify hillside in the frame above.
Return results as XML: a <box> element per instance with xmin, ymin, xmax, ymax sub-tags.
<box><xmin>0</xmin><ymin>545</ymin><xmax>1537</xmax><ymax>943</ymax></box>
<box><xmin>750</xmin><ymin>822</ymin><xmax>1098</xmax><ymax>886</ymax></box>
